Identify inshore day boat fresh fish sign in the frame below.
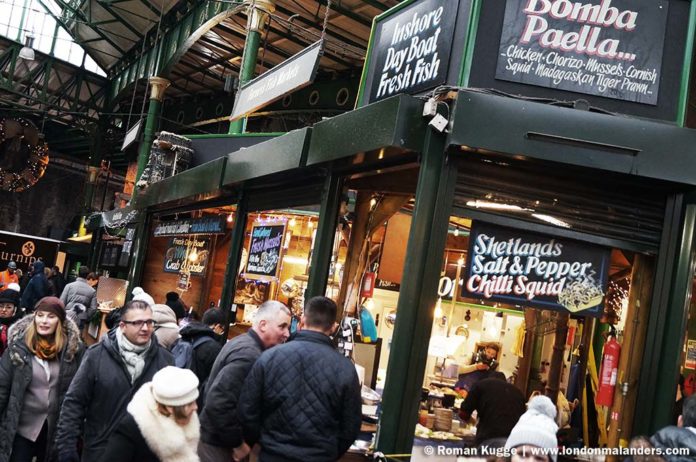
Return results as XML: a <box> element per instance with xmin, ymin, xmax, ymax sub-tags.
<box><xmin>464</xmin><ymin>222</ymin><xmax>610</xmax><ymax>316</ymax></box>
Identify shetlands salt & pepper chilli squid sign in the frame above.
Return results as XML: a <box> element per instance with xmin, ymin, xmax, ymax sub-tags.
<box><xmin>464</xmin><ymin>222</ymin><xmax>610</xmax><ymax>316</ymax></box>
<box><xmin>496</xmin><ymin>0</ymin><xmax>668</xmax><ymax>105</ymax></box>
<box><xmin>364</xmin><ymin>0</ymin><xmax>458</xmax><ymax>104</ymax></box>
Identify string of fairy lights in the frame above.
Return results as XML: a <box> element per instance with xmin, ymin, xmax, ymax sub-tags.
<box><xmin>0</xmin><ymin>117</ymin><xmax>50</xmax><ymax>193</ymax></box>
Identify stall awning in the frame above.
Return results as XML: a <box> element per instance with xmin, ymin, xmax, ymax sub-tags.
<box><xmin>85</xmin><ymin>204</ymin><xmax>142</xmax><ymax>230</ymax></box>
<box><xmin>136</xmin><ymin>157</ymin><xmax>228</xmax><ymax>209</ymax></box>
<box><xmin>221</xmin><ymin>128</ymin><xmax>311</xmax><ymax>187</ymax></box>
<box><xmin>306</xmin><ymin>94</ymin><xmax>427</xmax><ymax>166</ymax></box>
<box><xmin>447</xmin><ymin>90</ymin><xmax>696</xmax><ymax>187</ymax></box>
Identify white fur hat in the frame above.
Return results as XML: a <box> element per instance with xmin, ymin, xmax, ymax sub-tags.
<box><xmin>151</xmin><ymin>366</ymin><xmax>199</xmax><ymax>407</ymax></box>
<box><xmin>505</xmin><ymin>395</ymin><xmax>559</xmax><ymax>461</ymax></box>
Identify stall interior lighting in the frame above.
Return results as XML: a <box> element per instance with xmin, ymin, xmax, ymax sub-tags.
<box><xmin>466</xmin><ymin>200</ymin><xmax>525</xmax><ymax>211</ymax></box>
<box><xmin>227</xmin><ymin>214</ymin><xmax>234</xmax><ymax>223</ymax></box>
<box><xmin>283</xmin><ymin>256</ymin><xmax>308</xmax><ymax>265</ymax></box>
<box><xmin>531</xmin><ymin>213</ymin><xmax>570</xmax><ymax>228</ymax></box>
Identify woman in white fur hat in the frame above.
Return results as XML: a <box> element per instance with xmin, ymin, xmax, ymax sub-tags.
<box><xmin>99</xmin><ymin>366</ymin><xmax>200</xmax><ymax>462</ymax></box>
<box><xmin>505</xmin><ymin>395</ymin><xmax>559</xmax><ymax>462</ymax></box>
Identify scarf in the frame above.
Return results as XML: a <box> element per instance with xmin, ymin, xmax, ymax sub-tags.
<box><xmin>116</xmin><ymin>328</ymin><xmax>150</xmax><ymax>384</ymax></box>
<box><xmin>34</xmin><ymin>336</ymin><xmax>58</xmax><ymax>360</ymax></box>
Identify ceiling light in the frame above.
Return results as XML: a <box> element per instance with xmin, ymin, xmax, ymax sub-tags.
<box><xmin>19</xmin><ymin>35</ymin><xmax>35</xmax><ymax>61</ymax></box>
<box><xmin>532</xmin><ymin>213</ymin><xmax>571</xmax><ymax>228</ymax></box>
<box><xmin>466</xmin><ymin>200</ymin><xmax>524</xmax><ymax>211</ymax></box>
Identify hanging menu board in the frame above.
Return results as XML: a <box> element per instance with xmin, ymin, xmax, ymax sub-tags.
<box><xmin>495</xmin><ymin>0</ymin><xmax>668</xmax><ymax>105</ymax></box>
<box><xmin>163</xmin><ymin>237</ymin><xmax>210</xmax><ymax>276</ymax></box>
<box><xmin>245</xmin><ymin>223</ymin><xmax>286</xmax><ymax>278</ymax></box>
<box><xmin>361</xmin><ymin>0</ymin><xmax>459</xmax><ymax>104</ymax></box>
<box><xmin>464</xmin><ymin>222</ymin><xmax>610</xmax><ymax>316</ymax></box>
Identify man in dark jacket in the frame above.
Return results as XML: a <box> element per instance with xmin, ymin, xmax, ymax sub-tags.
<box><xmin>20</xmin><ymin>260</ymin><xmax>49</xmax><ymax>312</ymax></box>
<box><xmin>178</xmin><ymin>307</ymin><xmax>224</xmax><ymax>406</ymax></box>
<box><xmin>55</xmin><ymin>300</ymin><xmax>173</xmax><ymax>462</ymax></box>
<box><xmin>460</xmin><ymin>372</ymin><xmax>526</xmax><ymax>447</ymax></box>
<box><xmin>650</xmin><ymin>394</ymin><xmax>696</xmax><ymax>461</ymax></box>
<box><xmin>60</xmin><ymin>266</ymin><xmax>97</xmax><ymax>329</ymax></box>
<box><xmin>238</xmin><ymin>296</ymin><xmax>362</xmax><ymax>462</ymax></box>
<box><xmin>198</xmin><ymin>301</ymin><xmax>291</xmax><ymax>462</ymax></box>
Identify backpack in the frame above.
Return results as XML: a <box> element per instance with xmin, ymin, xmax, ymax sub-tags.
<box><xmin>171</xmin><ymin>336</ymin><xmax>216</xmax><ymax>372</ymax></box>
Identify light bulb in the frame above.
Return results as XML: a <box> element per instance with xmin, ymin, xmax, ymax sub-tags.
<box><xmin>370</xmin><ymin>198</ymin><xmax>377</xmax><ymax>208</ymax></box>
<box><xmin>188</xmin><ymin>250</ymin><xmax>198</xmax><ymax>262</ymax></box>
<box><xmin>434</xmin><ymin>297</ymin><xmax>443</xmax><ymax>318</ymax></box>
<box><xmin>454</xmin><ymin>228</ymin><xmax>459</xmax><ymax>237</ymax></box>
<box><xmin>227</xmin><ymin>214</ymin><xmax>233</xmax><ymax>223</ymax></box>
<box><xmin>289</xmin><ymin>217</ymin><xmax>297</xmax><ymax>227</ymax></box>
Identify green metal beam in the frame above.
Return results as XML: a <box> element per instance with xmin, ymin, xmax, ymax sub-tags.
<box><xmin>377</xmin><ymin>128</ymin><xmax>456</xmax><ymax>455</ymax></box>
<box><xmin>110</xmin><ymin>1</ymin><xmax>245</xmax><ymax>101</ymax></box>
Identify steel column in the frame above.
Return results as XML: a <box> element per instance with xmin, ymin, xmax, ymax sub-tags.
<box><xmin>634</xmin><ymin>194</ymin><xmax>689</xmax><ymax>435</ymax></box>
<box><xmin>376</xmin><ymin>129</ymin><xmax>456</xmax><ymax>455</ymax></box>
<box><xmin>219</xmin><ymin>193</ymin><xmax>249</xmax><ymax>341</ymax></box>
<box><xmin>305</xmin><ymin>172</ymin><xmax>343</xmax><ymax>299</ymax></box>
<box><xmin>228</xmin><ymin>0</ymin><xmax>275</xmax><ymax>134</ymax></box>
<box><xmin>135</xmin><ymin>76</ymin><xmax>170</xmax><ymax>184</ymax></box>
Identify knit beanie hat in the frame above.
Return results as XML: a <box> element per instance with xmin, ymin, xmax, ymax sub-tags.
<box><xmin>151</xmin><ymin>366</ymin><xmax>199</xmax><ymax>407</ymax></box>
<box><xmin>35</xmin><ymin>296</ymin><xmax>66</xmax><ymax>322</ymax></box>
<box><xmin>505</xmin><ymin>395</ymin><xmax>559</xmax><ymax>461</ymax></box>
<box><xmin>0</xmin><ymin>289</ymin><xmax>19</xmax><ymax>306</ymax></box>
<box><xmin>132</xmin><ymin>287</ymin><xmax>155</xmax><ymax>307</ymax></box>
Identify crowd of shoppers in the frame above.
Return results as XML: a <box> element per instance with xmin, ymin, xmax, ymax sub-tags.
<box><xmin>1</xmin><ymin>256</ymin><xmax>695</xmax><ymax>462</ymax></box>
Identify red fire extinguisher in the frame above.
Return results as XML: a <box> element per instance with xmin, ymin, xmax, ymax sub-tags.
<box><xmin>596</xmin><ymin>335</ymin><xmax>621</xmax><ymax>407</ymax></box>
<box><xmin>361</xmin><ymin>272</ymin><xmax>376</xmax><ymax>298</ymax></box>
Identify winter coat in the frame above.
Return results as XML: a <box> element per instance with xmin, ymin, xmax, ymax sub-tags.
<box><xmin>152</xmin><ymin>304</ymin><xmax>180</xmax><ymax>350</ymax></box>
<box><xmin>238</xmin><ymin>330</ymin><xmax>362</xmax><ymax>462</ymax></box>
<box><xmin>179</xmin><ymin>322</ymin><xmax>221</xmax><ymax>392</ymax></box>
<box><xmin>60</xmin><ymin>279</ymin><xmax>97</xmax><ymax>326</ymax></box>
<box><xmin>55</xmin><ymin>328</ymin><xmax>173</xmax><ymax>462</ymax></box>
<box><xmin>199</xmin><ymin>329</ymin><xmax>265</xmax><ymax>449</ymax></box>
<box><xmin>0</xmin><ymin>315</ymin><xmax>84</xmax><ymax>462</ymax></box>
<box><xmin>650</xmin><ymin>426</ymin><xmax>696</xmax><ymax>461</ymax></box>
<box><xmin>99</xmin><ymin>382</ymin><xmax>199</xmax><ymax>462</ymax></box>
<box><xmin>20</xmin><ymin>261</ymin><xmax>49</xmax><ymax>312</ymax></box>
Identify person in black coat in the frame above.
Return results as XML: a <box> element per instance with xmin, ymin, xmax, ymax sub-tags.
<box><xmin>238</xmin><ymin>296</ymin><xmax>362</xmax><ymax>462</ymax></box>
<box><xmin>459</xmin><ymin>372</ymin><xmax>527</xmax><ymax>447</ymax></box>
<box><xmin>165</xmin><ymin>292</ymin><xmax>187</xmax><ymax>322</ymax></box>
<box><xmin>20</xmin><ymin>261</ymin><xmax>49</xmax><ymax>313</ymax></box>
<box><xmin>99</xmin><ymin>367</ymin><xmax>200</xmax><ymax>462</ymax></box>
<box><xmin>178</xmin><ymin>308</ymin><xmax>224</xmax><ymax>407</ymax></box>
<box><xmin>55</xmin><ymin>300</ymin><xmax>173</xmax><ymax>462</ymax></box>
<box><xmin>198</xmin><ymin>301</ymin><xmax>291</xmax><ymax>462</ymax></box>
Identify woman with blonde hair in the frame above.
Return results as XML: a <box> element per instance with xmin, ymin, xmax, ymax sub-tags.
<box><xmin>0</xmin><ymin>297</ymin><xmax>83</xmax><ymax>462</ymax></box>
<box><xmin>100</xmin><ymin>366</ymin><xmax>200</xmax><ymax>462</ymax></box>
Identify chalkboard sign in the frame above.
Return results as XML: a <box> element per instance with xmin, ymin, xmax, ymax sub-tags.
<box><xmin>464</xmin><ymin>222</ymin><xmax>610</xmax><ymax>316</ymax></box>
<box><xmin>495</xmin><ymin>0</ymin><xmax>668</xmax><ymax>105</ymax></box>
<box><xmin>163</xmin><ymin>237</ymin><xmax>210</xmax><ymax>276</ymax></box>
<box><xmin>361</xmin><ymin>0</ymin><xmax>459</xmax><ymax>104</ymax></box>
<box><xmin>245</xmin><ymin>223</ymin><xmax>286</xmax><ymax>278</ymax></box>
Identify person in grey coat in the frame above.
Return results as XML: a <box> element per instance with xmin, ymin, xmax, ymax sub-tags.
<box><xmin>55</xmin><ymin>300</ymin><xmax>173</xmax><ymax>462</ymax></box>
<box><xmin>60</xmin><ymin>267</ymin><xmax>97</xmax><ymax>329</ymax></box>
<box><xmin>198</xmin><ymin>301</ymin><xmax>291</xmax><ymax>462</ymax></box>
<box><xmin>0</xmin><ymin>297</ymin><xmax>84</xmax><ymax>462</ymax></box>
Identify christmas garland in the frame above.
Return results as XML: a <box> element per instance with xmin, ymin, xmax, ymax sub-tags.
<box><xmin>0</xmin><ymin>118</ymin><xmax>49</xmax><ymax>192</ymax></box>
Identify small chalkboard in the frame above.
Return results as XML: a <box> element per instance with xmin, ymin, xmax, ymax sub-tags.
<box><xmin>245</xmin><ymin>222</ymin><xmax>287</xmax><ymax>278</ymax></box>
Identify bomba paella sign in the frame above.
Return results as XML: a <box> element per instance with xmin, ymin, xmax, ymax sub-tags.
<box><xmin>496</xmin><ymin>0</ymin><xmax>668</xmax><ymax>105</ymax></box>
<box><xmin>464</xmin><ymin>222</ymin><xmax>610</xmax><ymax>316</ymax></box>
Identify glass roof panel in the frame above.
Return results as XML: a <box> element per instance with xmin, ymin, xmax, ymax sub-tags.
<box><xmin>0</xmin><ymin>0</ymin><xmax>106</xmax><ymax>76</ymax></box>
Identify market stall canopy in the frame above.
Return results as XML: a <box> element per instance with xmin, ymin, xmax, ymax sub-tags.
<box><xmin>447</xmin><ymin>90</ymin><xmax>696</xmax><ymax>187</ymax></box>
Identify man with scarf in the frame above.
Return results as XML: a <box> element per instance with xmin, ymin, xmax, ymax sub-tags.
<box><xmin>55</xmin><ymin>300</ymin><xmax>172</xmax><ymax>462</ymax></box>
